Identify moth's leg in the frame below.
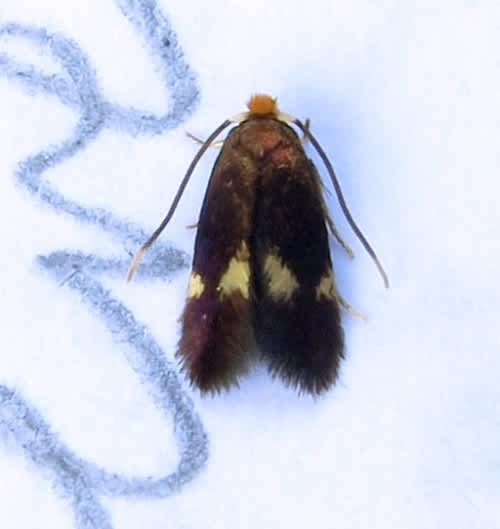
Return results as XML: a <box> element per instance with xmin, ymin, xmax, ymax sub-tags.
<box><xmin>326</xmin><ymin>213</ymin><xmax>355</xmax><ymax>258</ymax></box>
<box><xmin>312</xmin><ymin>147</ymin><xmax>355</xmax><ymax>258</ymax></box>
<box><xmin>186</xmin><ymin>132</ymin><xmax>224</xmax><ymax>149</ymax></box>
<box><xmin>338</xmin><ymin>294</ymin><xmax>365</xmax><ymax>320</ymax></box>
<box><xmin>301</xmin><ymin>118</ymin><xmax>311</xmax><ymax>145</ymax></box>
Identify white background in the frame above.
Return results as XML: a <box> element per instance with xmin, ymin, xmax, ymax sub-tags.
<box><xmin>0</xmin><ymin>1</ymin><xmax>499</xmax><ymax>528</ymax></box>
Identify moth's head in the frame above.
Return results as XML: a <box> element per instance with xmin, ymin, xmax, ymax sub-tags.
<box><xmin>246</xmin><ymin>94</ymin><xmax>279</xmax><ymax>117</ymax></box>
<box><xmin>231</xmin><ymin>94</ymin><xmax>294</xmax><ymax>124</ymax></box>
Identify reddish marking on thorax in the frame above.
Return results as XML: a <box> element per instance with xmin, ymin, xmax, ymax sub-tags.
<box><xmin>239</xmin><ymin>120</ymin><xmax>296</xmax><ymax>167</ymax></box>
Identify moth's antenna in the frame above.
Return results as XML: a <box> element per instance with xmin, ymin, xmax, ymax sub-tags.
<box><xmin>127</xmin><ymin>119</ymin><xmax>232</xmax><ymax>282</ymax></box>
<box><xmin>294</xmin><ymin>119</ymin><xmax>389</xmax><ymax>289</ymax></box>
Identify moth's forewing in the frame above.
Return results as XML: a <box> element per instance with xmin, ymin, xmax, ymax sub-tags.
<box><xmin>177</xmin><ymin>127</ymin><xmax>257</xmax><ymax>392</ymax></box>
<box><xmin>250</xmin><ymin>122</ymin><xmax>344</xmax><ymax>394</ymax></box>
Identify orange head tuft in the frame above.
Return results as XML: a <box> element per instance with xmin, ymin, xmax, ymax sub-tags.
<box><xmin>247</xmin><ymin>94</ymin><xmax>279</xmax><ymax>116</ymax></box>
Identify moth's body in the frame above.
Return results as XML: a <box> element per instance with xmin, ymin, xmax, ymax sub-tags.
<box><xmin>127</xmin><ymin>94</ymin><xmax>388</xmax><ymax>395</ymax></box>
<box><xmin>178</xmin><ymin>117</ymin><xmax>344</xmax><ymax>394</ymax></box>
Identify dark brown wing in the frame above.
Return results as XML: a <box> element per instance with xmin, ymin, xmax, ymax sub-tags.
<box><xmin>251</xmin><ymin>156</ymin><xmax>344</xmax><ymax>395</ymax></box>
<box><xmin>177</xmin><ymin>132</ymin><xmax>258</xmax><ymax>392</ymax></box>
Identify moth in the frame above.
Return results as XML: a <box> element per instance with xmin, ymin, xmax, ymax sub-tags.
<box><xmin>128</xmin><ymin>94</ymin><xmax>388</xmax><ymax>395</ymax></box>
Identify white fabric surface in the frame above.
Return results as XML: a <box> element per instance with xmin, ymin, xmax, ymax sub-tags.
<box><xmin>0</xmin><ymin>1</ymin><xmax>499</xmax><ymax>528</ymax></box>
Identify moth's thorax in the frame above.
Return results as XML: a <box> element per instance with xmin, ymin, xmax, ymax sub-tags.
<box><xmin>233</xmin><ymin>117</ymin><xmax>301</xmax><ymax>167</ymax></box>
